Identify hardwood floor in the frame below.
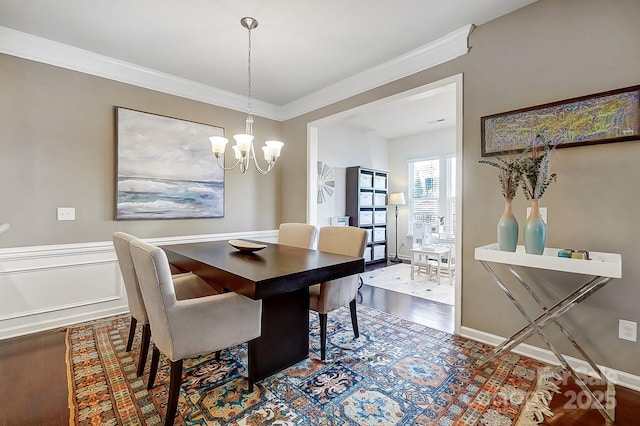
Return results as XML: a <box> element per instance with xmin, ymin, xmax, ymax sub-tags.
<box><xmin>358</xmin><ymin>283</ymin><xmax>455</xmax><ymax>334</ymax></box>
<box><xmin>0</xmin><ymin>329</ymin><xmax>68</xmax><ymax>425</ymax></box>
<box><xmin>0</xmin><ymin>279</ymin><xmax>638</xmax><ymax>425</ymax></box>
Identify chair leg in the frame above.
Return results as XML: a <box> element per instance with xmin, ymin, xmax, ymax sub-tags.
<box><xmin>349</xmin><ymin>299</ymin><xmax>359</xmax><ymax>339</ymax></box>
<box><xmin>147</xmin><ymin>345</ymin><xmax>160</xmax><ymax>390</ymax></box>
<box><xmin>126</xmin><ymin>317</ymin><xmax>137</xmax><ymax>352</ymax></box>
<box><xmin>319</xmin><ymin>313</ymin><xmax>327</xmax><ymax>361</ymax></box>
<box><xmin>137</xmin><ymin>323</ymin><xmax>151</xmax><ymax>377</ymax></box>
<box><xmin>215</xmin><ymin>350</ymin><xmax>221</xmax><ymax>361</ymax></box>
<box><xmin>164</xmin><ymin>359</ymin><xmax>184</xmax><ymax>426</ymax></box>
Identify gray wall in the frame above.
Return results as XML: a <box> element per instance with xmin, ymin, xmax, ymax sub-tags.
<box><xmin>281</xmin><ymin>0</ymin><xmax>640</xmax><ymax>375</ymax></box>
<box><xmin>0</xmin><ymin>55</ymin><xmax>283</xmax><ymax>247</ymax></box>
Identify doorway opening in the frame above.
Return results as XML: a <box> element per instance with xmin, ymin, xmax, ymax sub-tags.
<box><xmin>306</xmin><ymin>74</ymin><xmax>463</xmax><ymax>334</ymax></box>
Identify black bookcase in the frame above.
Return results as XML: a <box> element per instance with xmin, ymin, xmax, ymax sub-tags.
<box><xmin>345</xmin><ymin>166</ymin><xmax>389</xmax><ymax>264</ymax></box>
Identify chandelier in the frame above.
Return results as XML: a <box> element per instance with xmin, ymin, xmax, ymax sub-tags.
<box><xmin>209</xmin><ymin>17</ymin><xmax>284</xmax><ymax>174</ymax></box>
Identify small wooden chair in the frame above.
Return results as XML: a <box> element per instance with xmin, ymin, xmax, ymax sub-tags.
<box><xmin>429</xmin><ymin>248</ymin><xmax>455</xmax><ymax>283</ymax></box>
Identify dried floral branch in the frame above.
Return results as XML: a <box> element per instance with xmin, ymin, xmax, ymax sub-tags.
<box><xmin>516</xmin><ymin>135</ymin><xmax>557</xmax><ymax>200</ymax></box>
<box><xmin>478</xmin><ymin>155</ymin><xmax>521</xmax><ymax>200</ymax></box>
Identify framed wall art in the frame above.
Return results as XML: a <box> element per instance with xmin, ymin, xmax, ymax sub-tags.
<box><xmin>481</xmin><ymin>85</ymin><xmax>640</xmax><ymax>156</ymax></box>
<box><xmin>116</xmin><ymin>107</ymin><xmax>225</xmax><ymax>219</ymax></box>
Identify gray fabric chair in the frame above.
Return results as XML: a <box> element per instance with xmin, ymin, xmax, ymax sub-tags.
<box><xmin>309</xmin><ymin>226</ymin><xmax>367</xmax><ymax>360</ymax></box>
<box><xmin>129</xmin><ymin>238</ymin><xmax>262</xmax><ymax>426</ymax></box>
<box><xmin>112</xmin><ymin>232</ymin><xmax>218</xmax><ymax>377</ymax></box>
<box><xmin>277</xmin><ymin>222</ymin><xmax>318</xmax><ymax>249</ymax></box>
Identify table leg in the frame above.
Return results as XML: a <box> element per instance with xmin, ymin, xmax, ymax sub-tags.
<box><xmin>478</xmin><ymin>260</ymin><xmax>616</xmax><ymax>423</ymax></box>
<box><xmin>410</xmin><ymin>253</ymin><xmax>415</xmax><ymax>279</ymax></box>
<box><xmin>247</xmin><ymin>287</ymin><xmax>310</xmax><ymax>388</ymax></box>
<box><xmin>480</xmin><ymin>269</ymin><xmax>610</xmax><ymax>364</ymax></box>
<box><xmin>506</xmin><ymin>265</ymin><xmax>612</xmax><ymax>375</ymax></box>
<box><xmin>503</xmin><ymin>265</ymin><xmax>616</xmax><ymax>423</ymax></box>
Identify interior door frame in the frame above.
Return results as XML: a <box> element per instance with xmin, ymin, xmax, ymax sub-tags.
<box><xmin>306</xmin><ymin>73</ymin><xmax>464</xmax><ymax>334</ymax></box>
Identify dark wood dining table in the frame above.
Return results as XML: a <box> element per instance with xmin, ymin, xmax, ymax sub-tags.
<box><xmin>161</xmin><ymin>240</ymin><xmax>364</xmax><ymax>388</ymax></box>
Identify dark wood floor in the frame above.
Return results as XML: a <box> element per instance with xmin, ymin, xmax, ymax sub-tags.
<box><xmin>359</xmin><ymin>258</ymin><xmax>455</xmax><ymax>334</ymax></box>
<box><xmin>0</xmin><ymin>277</ymin><xmax>638</xmax><ymax>425</ymax></box>
<box><xmin>358</xmin><ymin>283</ymin><xmax>455</xmax><ymax>334</ymax></box>
<box><xmin>0</xmin><ymin>329</ymin><xmax>68</xmax><ymax>425</ymax></box>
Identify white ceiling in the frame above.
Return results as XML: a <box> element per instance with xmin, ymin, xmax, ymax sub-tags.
<box><xmin>337</xmin><ymin>83</ymin><xmax>458</xmax><ymax>139</ymax></box>
<box><xmin>0</xmin><ymin>0</ymin><xmax>537</xmax><ymax>138</ymax></box>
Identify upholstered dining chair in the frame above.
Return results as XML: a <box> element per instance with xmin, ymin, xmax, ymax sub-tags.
<box><xmin>277</xmin><ymin>222</ymin><xmax>318</xmax><ymax>249</ymax></box>
<box><xmin>129</xmin><ymin>238</ymin><xmax>262</xmax><ymax>426</ymax></box>
<box><xmin>309</xmin><ymin>226</ymin><xmax>367</xmax><ymax>360</ymax></box>
<box><xmin>112</xmin><ymin>232</ymin><xmax>218</xmax><ymax>377</ymax></box>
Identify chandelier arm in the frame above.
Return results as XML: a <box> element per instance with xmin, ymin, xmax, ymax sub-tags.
<box><xmin>215</xmin><ymin>155</ymin><xmax>242</xmax><ymax>172</ymax></box>
<box><xmin>249</xmin><ymin>143</ymin><xmax>273</xmax><ymax>175</ymax></box>
<box><xmin>240</xmin><ymin>155</ymin><xmax>249</xmax><ymax>174</ymax></box>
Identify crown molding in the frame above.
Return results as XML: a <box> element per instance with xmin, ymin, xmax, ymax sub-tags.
<box><xmin>0</xmin><ymin>24</ymin><xmax>473</xmax><ymax>122</ymax></box>
<box><xmin>0</xmin><ymin>26</ymin><xmax>280</xmax><ymax>120</ymax></box>
<box><xmin>277</xmin><ymin>24</ymin><xmax>474</xmax><ymax>120</ymax></box>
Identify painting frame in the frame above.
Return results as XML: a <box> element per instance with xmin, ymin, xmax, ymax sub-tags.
<box><xmin>481</xmin><ymin>85</ymin><xmax>640</xmax><ymax>157</ymax></box>
<box><xmin>115</xmin><ymin>107</ymin><xmax>225</xmax><ymax>220</ymax></box>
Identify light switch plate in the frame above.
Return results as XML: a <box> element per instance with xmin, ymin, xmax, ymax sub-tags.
<box><xmin>57</xmin><ymin>207</ymin><xmax>76</xmax><ymax>221</ymax></box>
<box><xmin>619</xmin><ymin>319</ymin><xmax>637</xmax><ymax>342</ymax></box>
<box><xmin>526</xmin><ymin>207</ymin><xmax>547</xmax><ymax>224</ymax></box>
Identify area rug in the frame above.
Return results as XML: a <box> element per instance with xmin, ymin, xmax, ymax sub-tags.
<box><xmin>66</xmin><ymin>305</ymin><xmax>559</xmax><ymax>425</ymax></box>
<box><xmin>362</xmin><ymin>263</ymin><xmax>455</xmax><ymax>305</ymax></box>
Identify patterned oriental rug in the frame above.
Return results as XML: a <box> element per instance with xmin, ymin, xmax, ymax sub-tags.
<box><xmin>66</xmin><ymin>305</ymin><xmax>560</xmax><ymax>425</ymax></box>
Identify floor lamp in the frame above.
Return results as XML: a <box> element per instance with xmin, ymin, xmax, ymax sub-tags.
<box><xmin>388</xmin><ymin>192</ymin><xmax>406</xmax><ymax>263</ymax></box>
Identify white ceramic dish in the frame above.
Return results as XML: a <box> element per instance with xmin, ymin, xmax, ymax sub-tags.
<box><xmin>228</xmin><ymin>239</ymin><xmax>268</xmax><ymax>253</ymax></box>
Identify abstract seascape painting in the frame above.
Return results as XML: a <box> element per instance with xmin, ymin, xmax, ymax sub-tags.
<box><xmin>116</xmin><ymin>108</ymin><xmax>225</xmax><ymax>219</ymax></box>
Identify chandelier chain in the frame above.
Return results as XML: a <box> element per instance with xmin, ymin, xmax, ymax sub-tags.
<box><xmin>247</xmin><ymin>25</ymin><xmax>253</xmax><ymax>117</ymax></box>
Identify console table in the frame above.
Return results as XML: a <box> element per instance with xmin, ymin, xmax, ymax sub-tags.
<box><xmin>474</xmin><ymin>243</ymin><xmax>622</xmax><ymax>424</ymax></box>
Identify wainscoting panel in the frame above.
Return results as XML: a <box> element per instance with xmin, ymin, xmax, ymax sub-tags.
<box><xmin>0</xmin><ymin>230</ymin><xmax>278</xmax><ymax>340</ymax></box>
<box><xmin>0</xmin><ymin>261</ymin><xmax>121</xmax><ymax>321</ymax></box>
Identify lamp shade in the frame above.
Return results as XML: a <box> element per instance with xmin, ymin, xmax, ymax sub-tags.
<box><xmin>233</xmin><ymin>133</ymin><xmax>254</xmax><ymax>153</ymax></box>
<box><xmin>388</xmin><ymin>192</ymin><xmax>406</xmax><ymax>206</ymax></box>
<box><xmin>209</xmin><ymin>136</ymin><xmax>229</xmax><ymax>154</ymax></box>
<box><xmin>265</xmin><ymin>140</ymin><xmax>284</xmax><ymax>158</ymax></box>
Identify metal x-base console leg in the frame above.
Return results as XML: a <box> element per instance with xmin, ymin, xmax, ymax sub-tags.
<box><xmin>477</xmin><ymin>260</ymin><xmax>616</xmax><ymax>424</ymax></box>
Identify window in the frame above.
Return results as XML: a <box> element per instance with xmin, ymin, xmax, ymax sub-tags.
<box><xmin>408</xmin><ymin>156</ymin><xmax>456</xmax><ymax>238</ymax></box>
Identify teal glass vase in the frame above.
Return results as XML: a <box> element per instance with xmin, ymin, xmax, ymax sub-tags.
<box><xmin>497</xmin><ymin>199</ymin><xmax>518</xmax><ymax>252</ymax></box>
<box><xmin>524</xmin><ymin>199</ymin><xmax>546</xmax><ymax>255</ymax></box>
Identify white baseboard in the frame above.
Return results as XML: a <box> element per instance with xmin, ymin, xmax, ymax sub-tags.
<box><xmin>0</xmin><ymin>230</ymin><xmax>278</xmax><ymax>340</ymax></box>
<box><xmin>460</xmin><ymin>326</ymin><xmax>640</xmax><ymax>393</ymax></box>
<box><xmin>1</xmin><ymin>306</ymin><xmax>130</xmax><ymax>337</ymax></box>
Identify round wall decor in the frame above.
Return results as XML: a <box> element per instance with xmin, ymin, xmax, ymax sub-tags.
<box><xmin>317</xmin><ymin>161</ymin><xmax>335</xmax><ymax>204</ymax></box>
